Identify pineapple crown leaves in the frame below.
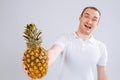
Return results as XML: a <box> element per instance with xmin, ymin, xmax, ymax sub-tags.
<box><xmin>23</xmin><ymin>24</ymin><xmax>42</xmax><ymax>48</ymax></box>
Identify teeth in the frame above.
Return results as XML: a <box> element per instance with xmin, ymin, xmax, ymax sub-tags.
<box><xmin>85</xmin><ymin>25</ymin><xmax>91</xmax><ymax>29</ymax></box>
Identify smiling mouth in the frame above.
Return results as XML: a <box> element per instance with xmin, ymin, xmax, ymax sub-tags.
<box><xmin>85</xmin><ymin>25</ymin><xmax>91</xmax><ymax>29</ymax></box>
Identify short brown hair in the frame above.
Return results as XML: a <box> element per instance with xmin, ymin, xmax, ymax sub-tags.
<box><xmin>81</xmin><ymin>6</ymin><xmax>101</xmax><ymax>17</ymax></box>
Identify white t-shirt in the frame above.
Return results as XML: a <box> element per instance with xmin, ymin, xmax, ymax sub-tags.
<box><xmin>54</xmin><ymin>32</ymin><xmax>108</xmax><ymax>80</ymax></box>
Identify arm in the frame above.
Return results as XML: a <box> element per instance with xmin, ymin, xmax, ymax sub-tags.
<box><xmin>47</xmin><ymin>45</ymin><xmax>62</xmax><ymax>66</ymax></box>
<box><xmin>97</xmin><ymin>66</ymin><xmax>108</xmax><ymax>80</ymax></box>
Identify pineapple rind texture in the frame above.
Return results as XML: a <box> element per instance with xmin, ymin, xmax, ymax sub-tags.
<box><xmin>23</xmin><ymin>24</ymin><xmax>48</xmax><ymax>79</ymax></box>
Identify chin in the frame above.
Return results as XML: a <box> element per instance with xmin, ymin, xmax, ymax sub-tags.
<box><xmin>85</xmin><ymin>31</ymin><xmax>91</xmax><ymax>35</ymax></box>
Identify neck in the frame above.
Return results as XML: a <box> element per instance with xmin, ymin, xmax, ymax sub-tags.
<box><xmin>76</xmin><ymin>30</ymin><xmax>91</xmax><ymax>40</ymax></box>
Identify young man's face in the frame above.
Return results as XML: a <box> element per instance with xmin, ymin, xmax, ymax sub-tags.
<box><xmin>79</xmin><ymin>8</ymin><xmax>100</xmax><ymax>35</ymax></box>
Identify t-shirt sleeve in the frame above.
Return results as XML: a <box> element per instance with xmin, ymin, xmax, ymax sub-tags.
<box><xmin>97</xmin><ymin>43</ymin><xmax>108</xmax><ymax>67</ymax></box>
<box><xmin>54</xmin><ymin>35</ymin><xmax>67</xmax><ymax>51</ymax></box>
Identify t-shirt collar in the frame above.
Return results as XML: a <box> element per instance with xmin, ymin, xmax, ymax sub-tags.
<box><xmin>74</xmin><ymin>32</ymin><xmax>95</xmax><ymax>44</ymax></box>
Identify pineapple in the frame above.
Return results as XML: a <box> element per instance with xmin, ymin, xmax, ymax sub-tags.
<box><xmin>22</xmin><ymin>24</ymin><xmax>48</xmax><ymax>79</ymax></box>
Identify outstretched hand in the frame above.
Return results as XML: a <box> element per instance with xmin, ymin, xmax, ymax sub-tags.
<box><xmin>22</xmin><ymin>60</ymin><xmax>34</xmax><ymax>80</ymax></box>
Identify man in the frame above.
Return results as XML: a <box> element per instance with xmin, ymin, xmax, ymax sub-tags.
<box><xmin>48</xmin><ymin>6</ymin><xmax>108</xmax><ymax>80</ymax></box>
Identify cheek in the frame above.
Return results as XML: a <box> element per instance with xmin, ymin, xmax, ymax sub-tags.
<box><xmin>92</xmin><ymin>25</ymin><xmax>97</xmax><ymax>30</ymax></box>
<box><xmin>93</xmin><ymin>22</ymin><xmax>98</xmax><ymax>27</ymax></box>
<box><xmin>91</xmin><ymin>23</ymin><xmax>97</xmax><ymax>30</ymax></box>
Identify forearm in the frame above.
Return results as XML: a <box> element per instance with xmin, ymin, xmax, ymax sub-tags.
<box><xmin>98</xmin><ymin>74</ymin><xmax>108</xmax><ymax>80</ymax></box>
<box><xmin>47</xmin><ymin>45</ymin><xmax>61</xmax><ymax>66</ymax></box>
<box><xmin>47</xmin><ymin>49</ymin><xmax>57</xmax><ymax>66</ymax></box>
<box><xmin>97</xmin><ymin>66</ymin><xmax>108</xmax><ymax>80</ymax></box>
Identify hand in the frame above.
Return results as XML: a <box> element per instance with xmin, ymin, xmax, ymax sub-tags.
<box><xmin>22</xmin><ymin>60</ymin><xmax>34</xmax><ymax>80</ymax></box>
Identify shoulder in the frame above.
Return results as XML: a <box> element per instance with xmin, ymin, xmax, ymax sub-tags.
<box><xmin>94</xmin><ymin>39</ymin><xmax>107</xmax><ymax>52</ymax></box>
<box><xmin>95</xmin><ymin>39</ymin><xmax>106</xmax><ymax>47</ymax></box>
<box><xmin>54</xmin><ymin>33</ymin><xmax>74</xmax><ymax>50</ymax></box>
<box><xmin>57</xmin><ymin>32</ymin><xmax>75</xmax><ymax>40</ymax></box>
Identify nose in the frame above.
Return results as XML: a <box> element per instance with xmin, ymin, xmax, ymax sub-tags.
<box><xmin>87</xmin><ymin>19</ymin><xmax>92</xmax><ymax>24</ymax></box>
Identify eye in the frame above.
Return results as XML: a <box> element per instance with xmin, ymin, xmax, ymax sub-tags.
<box><xmin>92</xmin><ymin>18</ymin><xmax>98</xmax><ymax>22</ymax></box>
<box><xmin>84</xmin><ymin>15</ymin><xmax>89</xmax><ymax>18</ymax></box>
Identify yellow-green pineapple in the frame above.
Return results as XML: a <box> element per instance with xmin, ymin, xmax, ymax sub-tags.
<box><xmin>22</xmin><ymin>24</ymin><xmax>48</xmax><ymax>79</ymax></box>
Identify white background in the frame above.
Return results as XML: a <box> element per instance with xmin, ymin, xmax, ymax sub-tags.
<box><xmin>0</xmin><ymin>0</ymin><xmax>120</xmax><ymax>80</ymax></box>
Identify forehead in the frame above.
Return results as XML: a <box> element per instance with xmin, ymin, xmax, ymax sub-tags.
<box><xmin>83</xmin><ymin>8</ymin><xmax>100</xmax><ymax>18</ymax></box>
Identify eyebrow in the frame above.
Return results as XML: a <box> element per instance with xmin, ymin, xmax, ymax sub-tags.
<box><xmin>84</xmin><ymin>13</ymin><xmax>89</xmax><ymax>16</ymax></box>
